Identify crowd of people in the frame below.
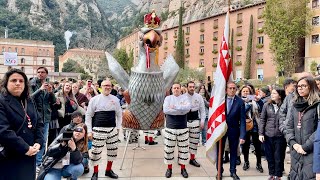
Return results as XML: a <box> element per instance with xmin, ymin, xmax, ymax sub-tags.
<box><xmin>1</xmin><ymin>67</ymin><xmax>320</xmax><ymax>180</ymax></box>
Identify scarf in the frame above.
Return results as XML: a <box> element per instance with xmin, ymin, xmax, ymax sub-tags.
<box><xmin>293</xmin><ymin>98</ymin><xmax>309</xmax><ymax>112</ymax></box>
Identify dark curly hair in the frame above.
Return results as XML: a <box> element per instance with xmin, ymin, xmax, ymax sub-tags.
<box><xmin>0</xmin><ymin>68</ymin><xmax>30</xmax><ymax>99</ymax></box>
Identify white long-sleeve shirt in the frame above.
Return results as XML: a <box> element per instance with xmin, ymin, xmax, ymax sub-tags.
<box><xmin>85</xmin><ymin>94</ymin><xmax>122</xmax><ymax>133</ymax></box>
<box><xmin>183</xmin><ymin>93</ymin><xmax>206</xmax><ymax>124</ymax></box>
<box><xmin>163</xmin><ymin>94</ymin><xmax>191</xmax><ymax>115</ymax></box>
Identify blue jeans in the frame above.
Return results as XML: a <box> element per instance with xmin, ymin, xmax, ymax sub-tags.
<box><xmin>44</xmin><ymin>163</ymin><xmax>84</xmax><ymax>180</ymax></box>
<box><xmin>201</xmin><ymin>118</ymin><xmax>208</xmax><ymax>144</ymax></box>
<box><xmin>37</xmin><ymin>122</ymin><xmax>49</xmax><ymax>166</ymax></box>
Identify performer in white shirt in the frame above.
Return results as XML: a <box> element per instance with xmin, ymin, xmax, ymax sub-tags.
<box><xmin>163</xmin><ymin>82</ymin><xmax>191</xmax><ymax>178</ymax></box>
<box><xmin>184</xmin><ymin>81</ymin><xmax>206</xmax><ymax>167</ymax></box>
<box><xmin>85</xmin><ymin>80</ymin><xmax>122</xmax><ymax>180</ymax></box>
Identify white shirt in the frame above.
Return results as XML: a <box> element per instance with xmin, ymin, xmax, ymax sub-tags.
<box><xmin>85</xmin><ymin>94</ymin><xmax>122</xmax><ymax>133</ymax></box>
<box><xmin>183</xmin><ymin>93</ymin><xmax>206</xmax><ymax>123</ymax></box>
<box><xmin>163</xmin><ymin>94</ymin><xmax>191</xmax><ymax>115</ymax></box>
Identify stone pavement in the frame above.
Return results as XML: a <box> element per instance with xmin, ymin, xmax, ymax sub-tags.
<box><xmin>79</xmin><ymin>130</ymin><xmax>290</xmax><ymax>179</ymax></box>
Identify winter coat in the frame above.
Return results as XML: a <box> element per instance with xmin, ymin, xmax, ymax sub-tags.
<box><xmin>286</xmin><ymin>101</ymin><xmax>319</xmax><ymax>180</ymax></box>
<box><xmin>278</xmin><ymin>92</ymin><xmax>294</xmax><ymax>135</ymax></box>
<box><xmin>30</xmin><ymin>77</ymin><xmax>56</xmax><ymax>123</ymax></box>
<box><xmin>259</xmin><ymin>102</ymin><xmax>283</xmax><ymax>137</ymax></box>
<box><xmin>314</xmin><ymin>120</ymin><xmax>320</xmax><ymax>173</ymax></box>
<box><xmin>0</xmin><ymin>94</ymin><xmax>44</xmax><ymax>180</ymax></box>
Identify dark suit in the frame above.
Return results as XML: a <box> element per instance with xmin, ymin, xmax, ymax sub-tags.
<box><xmin>0</xmin><ymin>94</ymin><xmax>44</xmax><ymax>180</ymax></box>
<box><xmin>216</xmin><ymin>95</ymin><xmax>246</xmax><ymax>174</ymax></box>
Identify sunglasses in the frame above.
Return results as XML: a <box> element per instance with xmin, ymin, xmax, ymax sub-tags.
<box><xmin>74</xmin><ymin>127</ymin><xmax>83</xmax><ymax>132</ymax></box>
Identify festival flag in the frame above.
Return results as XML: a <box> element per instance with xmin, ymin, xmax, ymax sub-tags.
<box><xmin>206</xmin><ymin>11</ymin><xmax>233</xmax><ymax>163</ymax></box>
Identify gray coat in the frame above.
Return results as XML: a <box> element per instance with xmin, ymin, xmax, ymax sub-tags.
<box><xmin>259</xmin><ymin>102</ymin><xmax>283</xmax><ymax>137</ymax></box>
<box><xmin>286</xmin><ymin>101</ymin><xmax>319</xmax><ymax>180</ymax></box>
<box><xmin>278</xmin><ymin>92</ymin><xmax>294</xmax><ymax>135</ymax></box>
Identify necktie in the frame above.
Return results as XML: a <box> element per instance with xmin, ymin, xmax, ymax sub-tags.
<box><xmin>227</xmin><ymin>98</ymin><xmax>233</xmax><ymax>114</ymax></box>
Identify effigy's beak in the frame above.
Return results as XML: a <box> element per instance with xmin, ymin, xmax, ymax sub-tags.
<box><xmin>143</xmin><ymin>30</ymin><xmax>161</xmax><ymax>52</ymax></box>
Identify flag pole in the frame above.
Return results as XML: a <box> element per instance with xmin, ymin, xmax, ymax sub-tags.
<box><xmin>217</xmin><ymin>1</ymin><xmax>231</xmax><ymax>179</ymax></box>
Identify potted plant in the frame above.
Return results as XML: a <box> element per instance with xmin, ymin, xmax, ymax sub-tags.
<box><xmin>185</xmin><ymin>54</ymin><xmax>190</xmax><ymax>58</ymax></box>
<box><xmin>256</xmin><ymin>44</ymin><xmax>264</xmax><ymax>49</ymax></box>
<box><xmin>213</xmin><ymin>37</ymin><xmax>218</xmax><ymax>41</ymax></box>
<box><xmin>257</xmin><ymin>28</ymin><xmax>264</xmax><ymax>34</ymax></box>
<box><xmin>236</xmin><ymin>32</ymin><xmax>243</xmax><ymax>36</ymax></box>
<box><xmin>256</xmin><ymin>59</ymin><xmax>264</xmax><ymax>64</ymax></box>
<box><xmin>199</xmin><ymin>52</ymin><xmax>204</xmax><ymax>55</ymax></box>
<box><xmin>213</xmin><ymin>25</ymin><xmax>218</xmax><ymax>29</ymax></box>
<box><xmin>185</xmin><ymin>43</ymin><xmax>190</xmax><ymax>46</ymax></box>
<box><xmin>237</xmin><ymin>19</ymin><xmax>243</xmax><ymax>24</ymax></box>
<box><xmin>199</xmin><ymin>40</ymin><xmax>205</xmax><ymax>44</ymax></box>
<box><xmin>164</xmin><ymin>46</ymin><xmax>168</xmax><ymax>50</ymax></box>
<box><xmin>212</xmin><ymin>49</ymin><xmax>218</xmax><ymax>54</ymax></box>
<box><xmin>236</xmin><ymin>46</ymin><xmax>243</xmax><ymax>51</ymax></box>
<box><xmin>212</xmin><ymin>63</ymin><xmax>217</xmax><ymax>67</ymax></box>
<box><xmin>235</xmin><ymin>61</ymin><xmax>242</xmax><ymax>66</ymax></box>
<box><xmin>200</xmin><ymin>28</ymin><xmax>205</xmax><ymax>32</ymax></box>
<box><xmin>199</xmin><ymin>64</ymin><xmax>205</xmax><ymax>67</ymax></box>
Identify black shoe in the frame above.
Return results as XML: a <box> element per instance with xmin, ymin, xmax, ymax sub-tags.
<box><xmin>105</xmin><ymin>170</ymin><xmax>118</xmax><ymax>179</ymax></box>
<box><xmin>156</xmin><ymin>130</ymin><xmax>161</xmax><ymax>136</ymax></box>
<box><xmin>148</xmin><ymin>141</ymin><xmax>158</xmax><ymax>145</ymax></box>
<box><xmin>236</xmin><ymin>156</ymin><xmax>241</xmax><ymax>165</ymax></box>
<box><xmin>215</xmin><ymin>173</ymin><xmax>223</xmax><ymax>180</ymax></box>
<box><xmin>91</xmin><ymin>172</ymin><xmax>98</xmax><ymax>180</ymax></box>
<box><xmin>181</xmin><ymin>168</ymin><xmax>188</xmax><ymax>178</ymax></box>
<box><xmin>243</xmin><ymin>161</ymin><xmax>249</xmax><ymax>171</ymax></box>
<box><xmin>230</xmin><ymin>173</ymin><xmax>240</xmax><ymax>180</ymax></box>
<box><xmin>256</xmin><ymin>163</ymin><xmax>263</xmax><ymax>173</ymax></box>
<box><xmin>145</xmin><ymin>140</ymin><xmax>149</xmax><ymax>144</ymax></box>
<box><xmin>83</xmin><ymin>166</ymin><xmax>90</xmax><ymax>174</ymax></box>
<box><xmin>189</xmin><ymin>159</ymin><xmax>201</xmax><ymax>167</ymax></box>
<box><xmin>165</xmin><ymin>169</ymin><xmax>172</xmax><ymax>178</ymax></box>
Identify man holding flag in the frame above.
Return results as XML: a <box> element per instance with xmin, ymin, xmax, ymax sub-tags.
<box><xmin>205</xmin><ymin>11</ymin><xmax>246</xmax><ymax>180</ymax></box>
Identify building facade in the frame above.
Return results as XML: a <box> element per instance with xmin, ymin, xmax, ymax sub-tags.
<box><xmin>305</xmin><ymin>0</ymin><xmax>320</xmax><ymax>72</ymax></box>
<box><xmin>0</xmin><ymin>38</ymin><xmax>55</xmax><ymax>79</ymax></box>
<box><xmin>116</xmin><ymin>29</ymin><xmax>140</xmax><ymax>65</ymax></box>
<box><xmin>58</xmin><ymin>48</ymin><xmax>105</xmax><ymax>80</ymax></box>
<box><xmin>117</xmin><ymin>2</ymin><xmax>275</xmax><ymax>81</ymax></box>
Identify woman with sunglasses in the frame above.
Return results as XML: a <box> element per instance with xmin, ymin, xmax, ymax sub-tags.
<box><xmin>39</xmin><ymin>123</ymin><xmax>88</xmax><ymax>180</ymax></box>
<box><xmin>286</xmin><ymin>76</ymin><xmax>319</xmax><ymax>180</ymax></box>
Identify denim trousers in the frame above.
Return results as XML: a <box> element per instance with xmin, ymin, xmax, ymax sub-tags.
<box><xmin>37</xmin><ymin>122</ymin><xmax>49</xmax><ymax>166</ymax></box>
<box><xmin>201</xmin><ymin>118</ymin><xmax>208</xmax><ymax>144</ymax></box>
<box><xmin>44</xmin><ymin>163</ymin><xmax>84</xmax><ymax>180</ymax></box>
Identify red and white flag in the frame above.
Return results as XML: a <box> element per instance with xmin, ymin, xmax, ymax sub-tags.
<box><xmin>206</xmin><ymin>12</ymin><xmax>233</xmax><ymax>163</ymax></box>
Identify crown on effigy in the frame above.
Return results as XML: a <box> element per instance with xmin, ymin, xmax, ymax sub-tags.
<box><xmin>144</xmin><ymin>10</ymin><xmax>161</xmax><ymax>28</ymax></box>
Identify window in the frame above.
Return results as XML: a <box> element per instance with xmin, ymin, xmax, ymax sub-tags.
<box><xmin>213</xmin><ymin>44</ymin><xmax>218</xmax><ymax>50</ymax></box>
<box><xmin>2</xmin><ymin>47</ymin><xmax>5</xmax><ymax>52</ymax></box>
<box><xmin>200</xmin><ymin>23</ymin><xmax>204</xmax><ymax>29</ymax></box>
<box><xmin>21</xmin><ymin>48</ymin><xmax>25</xmax><ymax>55</ymax></box>
<box><xmin>21</xmin><ymin>58</ymin><xmax>25</xmax><ymax>64</ymax></box>
<box><xmin>257</xmin><ymin>52</ymin><xmax>264</xmax><ymax>59</ymax></box>
<box><xmin>312</xmin><ymin>34</ymin><xmax>319</xmax><ymax>44</ymax></box>
<box><xmin>200</xmin><ymin>59</ymin><xmax>204</xmax><ymax>66</ymax></box>
<box><xmin>174</xmin><ymin>30</ymin><xmax>177</xmax><ymax>36</ymax></box>
<box><xmin>39</xmin><ymin>49</ymin><xmax>42</xmax><ymax>55</ymax></box>
<box><xmin>213</xmin><ymin>19</ymin><xmax>218</xmax><ymax>27</ymax></box>
<box><xmin>47</xmin><ymin>50</ymin><xmax>50</xmax><ymax>56</ymax></box>
<box><xmin>42</xmin><ymin>59</ymin><xmax>46</xmax><ymax>65</ymax></box>
<box><xmin>257</xmin><ymin>68</ymin><xmax>264</xmax><ymax>79</ymax></box>
<box><xmin>258</xmin><ymin>22</ymin><xmax>264</xmax><ymax>29</ymax></box>
<box><xmin>165</xmin><ymin>32</ymin><xmax>168</xmax><ymax>39</ymax></box>
<box><xmin>186</xmin><ymin>37</ymin><xmax>189</xmax><ymax>44</ymax></box>
<box><xmin>313</xmin><ymin>16</ymin><xmax>320</xmax><ymax>26</ymax></box>
<box><xmin>236</xmin><ymin>70</ymin><xmax>242</xmax><ymax>81</ymax></box>
<box><xmin>258</xmin><ymin>36</ymin><xmax>264</xmax><ymax>44</ymax></box>
<box><xmin>237</xmin><ymin>40</ymin><xmax>242</xmax><ymax>46</ymax></box>
<box><xmin>237</xmin><ymin>26</ymin><xmax>242</xmax><ymax>33</ymax></box>
<box><xmin>21</xmin><ymin>67</ymin><xmax>25</xmax><ymax>72</ymax></box>
<box><xmin>258</xmin><ymin>8</ymin><xmax>264</xmax><ymax>16</ymax></box>
<box><xmin>200</xmin><ymin>34</ymin><xmax>204</xmax><ymax>41</ymax></box>
<box><xmin>174</xmin><ymin>40</ymin><xmax>177</xmax><ymax>45</ymax></box>
<box><xmin>8</xmin><ymin>47</ymin><xmax>11</xmax><ymax>52</ymax></box>
<box><xmin>186</xmin><ymin>48</ymin><xmax>189</xmax><ymax>55</ymax></box>
<box><xmin>186</xmin><ymin>27</ymin><xmax>190</xmax><ymax>33</ymax></box>
<box><xmin>236</xmin><ymin>55</ymin><xmax>241</xmax><ymax>61</ymax></box>
<box><xmin>15</xmin><ymin>47</ymin><xmax>18</xmax><ymax>53</ymax></box>
<box><xmin>213</xmin><ymin>31</ymin><xmax>218</xmax><ymax>38</ymax></box>
<box><xmin>213</xmin><ymin>57</ymin><xmax>217</xmax><ymax>63</ymax></box>
<box><xmin>237</xmin><ymin>13</ymin><xmax>243</xmax><ymax>21</ymax></box>
<box><xmin>312</xmin><ymin>0</ymin><xmax>319</xmax><ymax>8</ymax></box>
<box><xmin>200</xmin><ymin>46</ymin><xmax>204</xmax><ymax>53</ymax></box>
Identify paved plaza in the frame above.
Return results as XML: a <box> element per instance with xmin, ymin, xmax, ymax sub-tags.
<box><xmin>78</xmin><ymin>130</ymin><xmax>290</xmax><ymax>179</ymax></box>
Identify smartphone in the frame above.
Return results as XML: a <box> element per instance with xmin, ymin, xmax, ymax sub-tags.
<box><xmin>247</xmin><ymin>95</ymin><xmax>255</xmax><ymax>101</ymax></box>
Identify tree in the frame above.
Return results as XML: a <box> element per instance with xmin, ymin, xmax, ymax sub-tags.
<box><xmin>113</xmin><ymin>48</ymin><xmax>132</xmax><ymax>73</ymax></box>
<box><xmin>264</xmin><ymin>0</ymin><xmax>312</xmax><ymax>76</ymax></box>
<box><xmin>175</xmin><ymin>3</ymin><xmax>185</xmax><ymax>68</ymax></box>
<box><xmin>62</xmin><ymin>59</ymin><xmax>92</xmax><ymax>80</ymax></box>
<box><xmin>176</xmin><ymin>67</ymin><xmax>205</xmax><ymax>85</ymax></box>
<box><xmin>244</xmin><ymin>15</ymin><xmax>253</xmax><ymax>79</ymax></box>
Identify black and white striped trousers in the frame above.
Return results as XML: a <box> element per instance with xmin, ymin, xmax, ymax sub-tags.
<box><xmin>91</xmin><ymin>127</ymin><xmax>119</xmax><ymax>166</ymax></box>
<box><xmin>187</xmin><ymin>120</ymin><xmax>200</xmax><ymax>154</ymax></box>
<box><xmin>163</xmin><ymin>128</ymin><xmax>189</xmax><ymax>165</ymax></box>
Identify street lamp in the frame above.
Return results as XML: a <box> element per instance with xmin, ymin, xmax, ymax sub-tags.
<box><xmin>317</xmin><ymin>64</ymin><xmax>320</xmax><ymax>75</ymax></box>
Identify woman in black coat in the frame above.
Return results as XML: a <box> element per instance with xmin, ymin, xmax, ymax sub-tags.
<box><xmin>286</xmin><ymin>76</ymin><xmax>319</xmax><ymax>180</ymax></box>
<box><xmin>0</xmin><ymin>69</ymin><xmax>44</xmax><ymax>180</ymax></box>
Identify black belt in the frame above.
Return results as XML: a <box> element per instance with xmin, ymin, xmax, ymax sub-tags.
<box><xmin>187</xmin><ymin>111</ymin><xmax>199</xmax><ymax>121</ymax></box>
<box><xmin>187</xmin><ymin>119</ymin><xmax>200</xmax><ymax>123</ymax></box>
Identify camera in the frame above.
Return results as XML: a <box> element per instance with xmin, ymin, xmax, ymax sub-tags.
<box><xmin>60</xmin><ymin>125</ymin><xmax>75</xmax><ymax>142</ymax></box>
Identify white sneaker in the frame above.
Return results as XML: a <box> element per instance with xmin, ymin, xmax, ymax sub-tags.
<box><xmin>36</xmin><ymin>166</ymin><xmax>40</xmax><ymax>173</ymax></box>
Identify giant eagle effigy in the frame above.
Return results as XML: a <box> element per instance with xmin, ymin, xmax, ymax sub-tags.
<box><xmin>106</xmin><ymin>10</ymin><xmax>180</xmax><ymax>130</ymax></box>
